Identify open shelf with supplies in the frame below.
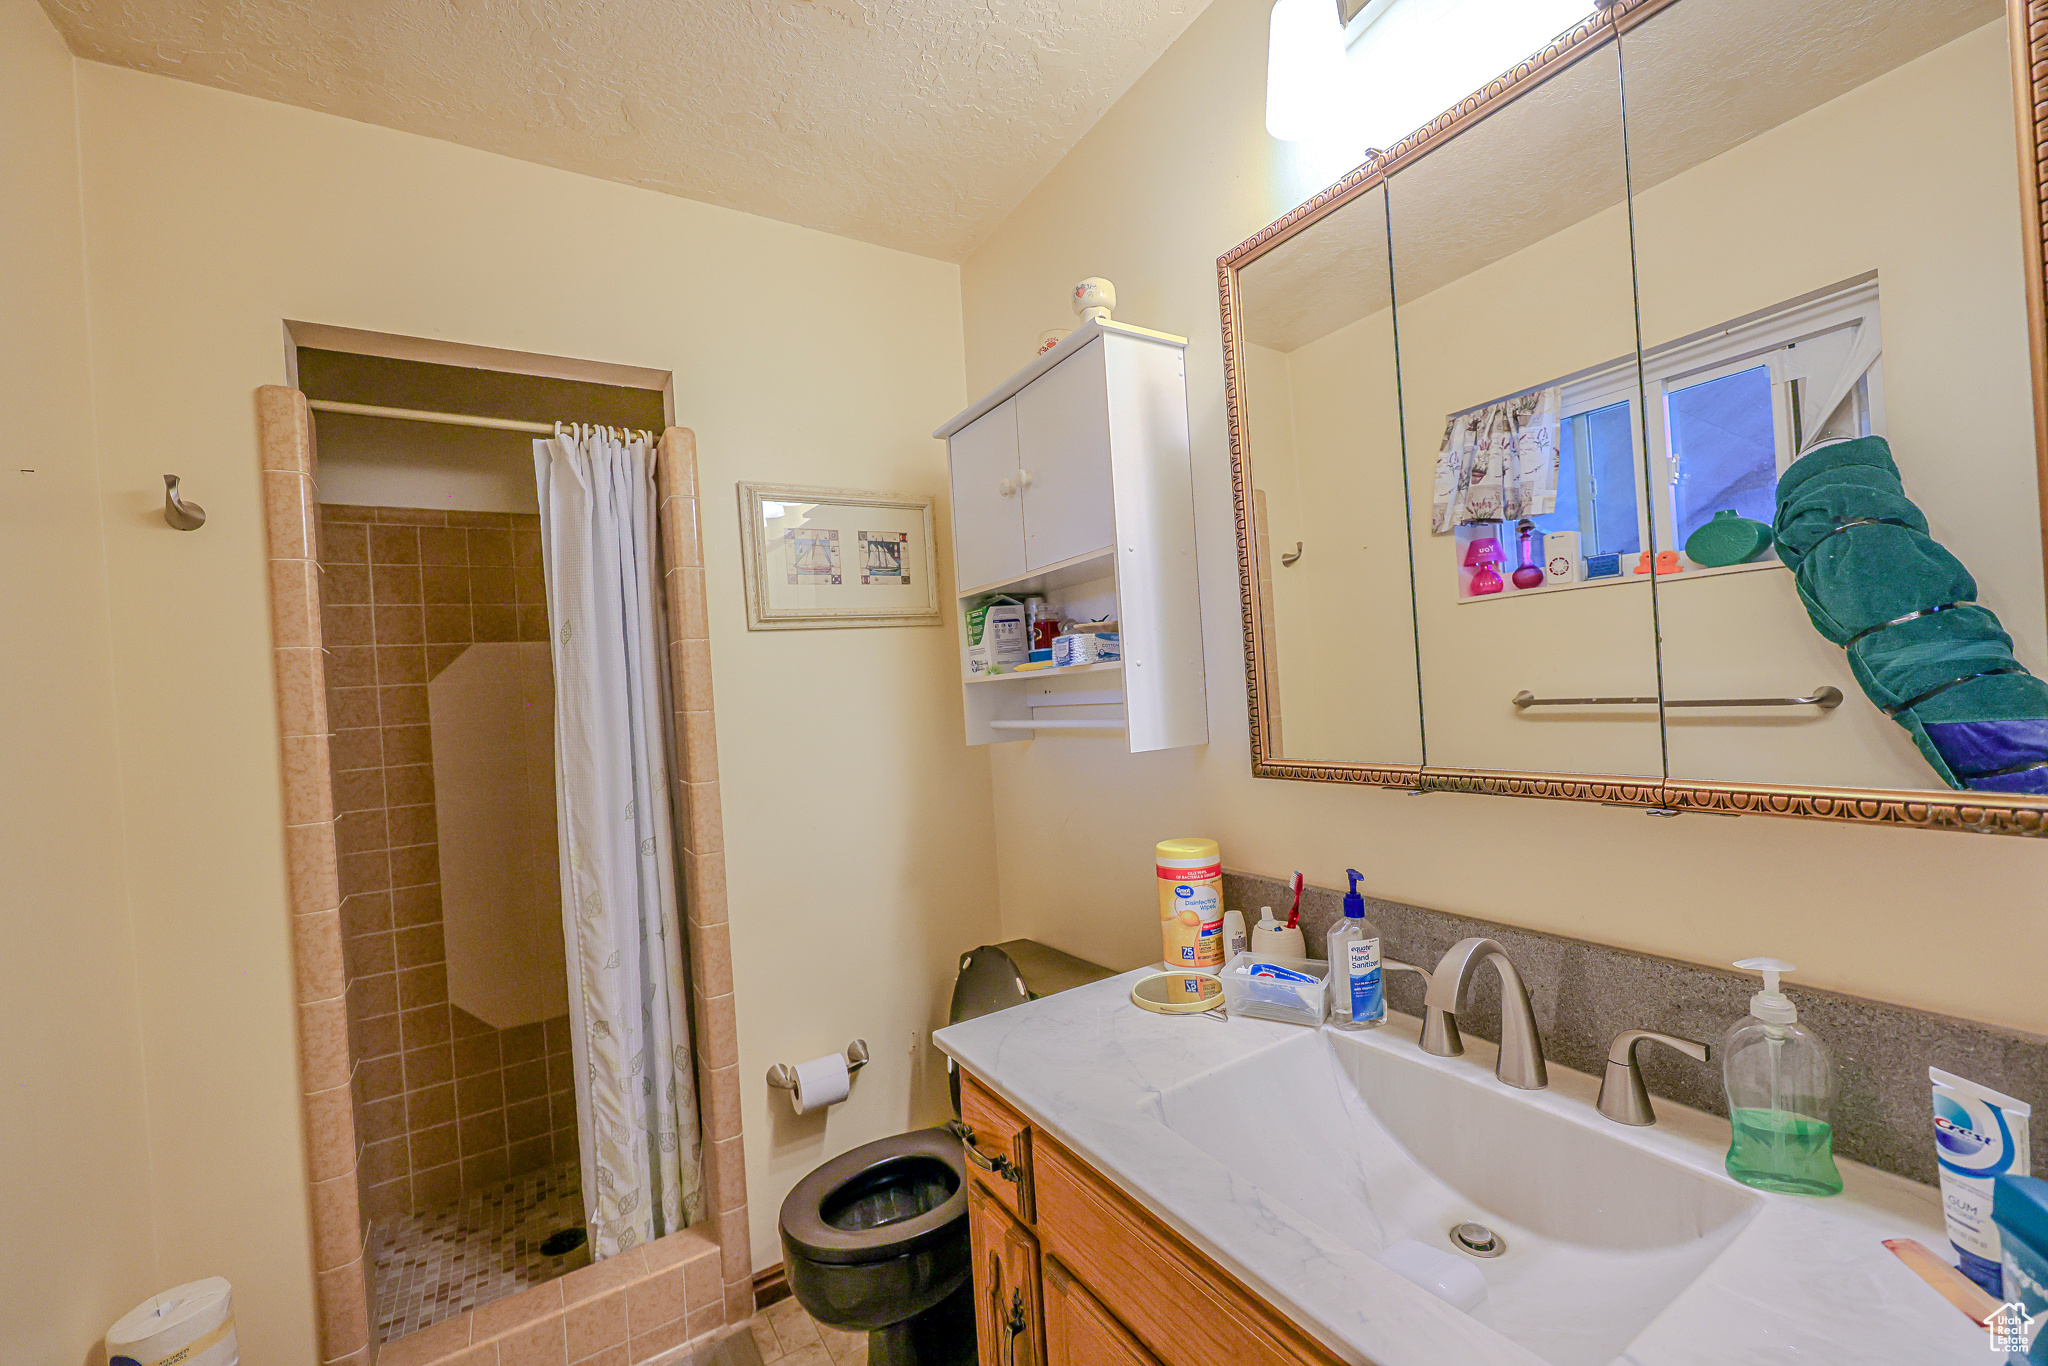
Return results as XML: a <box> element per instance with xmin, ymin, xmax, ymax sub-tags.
<box><xmin>935</xmin><ymin>319</ymin><xmax>1207</xmax><ymax>752</ymax></box>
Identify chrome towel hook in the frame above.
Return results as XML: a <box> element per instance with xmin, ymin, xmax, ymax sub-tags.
<box><xmin>163</xmin><ymin>475</ymin><xmax>206</xmax><ymax>531</ymax></box>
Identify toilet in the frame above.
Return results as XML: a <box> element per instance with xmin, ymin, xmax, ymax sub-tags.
<box><xmin>777</xmin><ymin>940</ymin><xmax>1112</xmax><ymax>1366</ymax></box>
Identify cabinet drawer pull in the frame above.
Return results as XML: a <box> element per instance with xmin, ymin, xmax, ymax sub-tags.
<box><xmin>1003</xmin><ymin>1285</ymin><xmax>1028</xmax><ymax>1366</ymax></box>
<box><xmin>949</xmin><ymin>1120</ymin><xmax>1020</xmax><ymax>1183</ymax></box>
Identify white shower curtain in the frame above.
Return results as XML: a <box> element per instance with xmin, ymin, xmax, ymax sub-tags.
<box><xmin>535</xmin><ymin>424</ymin><xmax>703</xmax><ymax>1255</ymax></box>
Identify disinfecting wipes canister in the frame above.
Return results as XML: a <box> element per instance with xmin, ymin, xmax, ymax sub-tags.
<box><xmin>106</xmin><ymin>1277</ymin><xmax>238</xmax><ymax>1366</ymax></box>
<box><xmin>1156</xmin><ymin>838</ymin><xmax>1224</xmax><ymax>972</ymax></box>
<box><xmin>1931</xmin><ymin>1067</ymin><xmax>2032</xmax><ymax>1298</ymax></box>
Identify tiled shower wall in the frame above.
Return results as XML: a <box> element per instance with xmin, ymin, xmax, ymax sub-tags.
<box><xmin>318</xmin><ymin>504</ymin><xmax>577</xmax><ymax>1222</ymax></box>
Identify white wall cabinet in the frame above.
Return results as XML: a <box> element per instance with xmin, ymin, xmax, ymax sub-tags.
<box><xmin>935</xmin><ymin>319</ymin><xmax>1207</xmax><ymax>753</ymax></box>
<box><xmin>950</xmin><ymin>400</ymin><xmax>1028</xmax><ymax>590</ymax></box>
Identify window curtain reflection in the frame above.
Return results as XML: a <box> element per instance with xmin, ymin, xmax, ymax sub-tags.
<box><xmin>534</xmin><ymin>424</ymin><xmax>704</xmax><ymax>1255</ymax></box>
<box><xmin>1431</xmin><ymin>387</ymin><xmax>1562</xmax><ymax>531</ymax></box>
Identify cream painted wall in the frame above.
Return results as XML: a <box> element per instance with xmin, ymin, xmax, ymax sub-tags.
<box><xmin>67</xmin><ymin>59</ymin><xmax>998</xmax><ymax>1357</ymax></box>
<box><xmin>960</xmin><ymin>0</ymin><xmax>2048</xmax><ymax>1034</ymax></box>
<box><xmin>0</xmin><ymin>0</ymin><xmax>161</xmax><ymax>1359</ymax></box>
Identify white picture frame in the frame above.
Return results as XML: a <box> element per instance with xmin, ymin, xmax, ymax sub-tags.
<box><xmin>736</xmin><ymin>481</ymin><xmax>942</xmax><ymax>630</ymax></box>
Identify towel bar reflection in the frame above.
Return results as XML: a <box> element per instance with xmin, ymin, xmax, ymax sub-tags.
<box><xmin>767</xmin><ymin>1039</ymin><xmax>869</xmax><ymax>1092</ymax></box>
<box><xmin>1512</xmin><ymin>687</ymin><xmax>1843</xmax><ymax>710</ymax></box>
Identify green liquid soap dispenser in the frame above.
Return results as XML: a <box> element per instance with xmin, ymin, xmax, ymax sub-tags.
<box><xmin>1722</xmin><ymin>958</ymin><xmax>1842</xmax><ymax>1196</ymax></box>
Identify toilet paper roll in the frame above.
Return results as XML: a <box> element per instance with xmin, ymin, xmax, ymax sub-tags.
<box><xmin>791</xmin><ymin>1052</ymin><xmax>852</xmax><ymax>1113</ymax></box>
<box><xmin>106</xmin><ymin>1277</ymin><xmax>238</xmax><ymax>1366</ymax></box>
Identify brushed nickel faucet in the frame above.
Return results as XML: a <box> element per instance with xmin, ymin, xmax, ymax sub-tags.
<box><xmin>1381</xmin><ymin>959</ymin><xmax>1461</xmax><ymax>1057</ymax></box>
<box><xmin>1595</xmin><ymin>1030</ymin><xmax>1711</xmax><ymax>1126</ymax></box>
<box><xmin>1422</xmin><ymin>938</ymin><xmax>1548</xmax><ymax>1089</ymax></box>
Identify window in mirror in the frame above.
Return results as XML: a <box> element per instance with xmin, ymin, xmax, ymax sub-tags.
<box><xmin>1648</xmin><ymin>276</ymin><xmax>1882</xmax><ymax>563</ymax></box>
<box><xmin>1447</xmin><ymin>276</ymin><xmax>1881</xmax><ymax>600</ymax></box>
<box><xmin>1666</xmin><ymin>363</ymin><xmax>1776</xmax><ymax>546</ymax></box>
<box><xmin>1532</xmin><ymin>398</ymin><xmax>1640</xmax><ymax>561</ymax></box>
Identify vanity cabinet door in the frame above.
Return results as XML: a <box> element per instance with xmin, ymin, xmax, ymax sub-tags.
<box><xmin>1042</xmin><ymin>1256</ymin><xmax>1161</xmax><ymax>1366</ymax></box>
<box><xmin>1015</xmin><ymin>338</ymin><xmax>1114</xmax><ymax>572</ymax></box>
<box><xmin>970</xmin><ymin>1181</ymin><xmax>1044</xmax><ymax>1366</ymax></box>
<box><xmin>950</xmin><ymin>398</ymin><xmax>1027</xmax><ymax>591</ymax></box>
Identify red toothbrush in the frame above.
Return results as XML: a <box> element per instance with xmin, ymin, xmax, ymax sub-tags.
<box><xmin>1285</xmin><ymin>872</ymin><xmax>1304</xmax><ymax>929</ymax></box>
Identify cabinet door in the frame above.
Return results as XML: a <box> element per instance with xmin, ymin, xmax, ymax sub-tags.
<box><xmin>1015</xmin><ymin>340</ymin><xmax>1114</xmax><ymax>571</ymax></box>
<box><xmin>969</xmin><ymin>1181</ymin><xmax>1043</xmax><ymax>1366</ymax></box>
<box><xmin>950</xmin><ymin>399</ymin><xmax>1027</xmax><ymax>591</ymax></box>
<box><xmin>1042</xmin><ymin>1257</ymin><xmax>1162</xmax><ymax>1366</ymax></box>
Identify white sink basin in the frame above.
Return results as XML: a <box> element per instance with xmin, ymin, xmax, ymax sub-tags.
<box><xmin>1150</xmin><ymin>1028</ymin><xmax>1762</xmax><ymax>1366</ymax></box>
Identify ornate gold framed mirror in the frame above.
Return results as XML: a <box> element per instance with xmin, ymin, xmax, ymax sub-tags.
<box><xmin>1220</xmin><ymin>0</ymin><xmax>2048</xmax><ymax>835</ymax></box>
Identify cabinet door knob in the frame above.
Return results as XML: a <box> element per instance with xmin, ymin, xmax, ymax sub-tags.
<box><xmin>1015</xmin><ymin>469</ymin><xmax>1034</xmax><ymax>491</ymax></box>
<box><xmin>997</xmin><ymin>477</ymin><xmax>1016</xmax><ymax>497</ymax></box>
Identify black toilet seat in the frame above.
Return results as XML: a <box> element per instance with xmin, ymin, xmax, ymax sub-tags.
<box><xmin>779</xmin><ymin>1127</ymin><xmax>968</xmax><ymax>1266</ymax></box>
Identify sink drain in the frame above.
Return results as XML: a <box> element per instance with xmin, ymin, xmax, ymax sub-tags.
<box><xmin>1449</xmin><ymin>1222</ymin><xmax>1505</xmax><ymax>1258</ymax></box>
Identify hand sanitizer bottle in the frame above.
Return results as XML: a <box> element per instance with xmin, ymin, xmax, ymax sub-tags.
<box><xmin>1722</xmin><ymin>958</ymin><xmax>1842</xmax><ymax>1196</ymax></box>
<box><xmin>1327</xmin><ymin>870</ymin><xmax>1384</xmax><ymax>1031</ymax></box>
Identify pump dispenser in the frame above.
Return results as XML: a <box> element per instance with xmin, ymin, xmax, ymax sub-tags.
<box><xmin>1326</xmin><ymin>870</ymin><xmax>1384</xmax><ymax>1032</ymax></box>
<box><xmin>1721</xmin><ymin>958</ymin><xmax>1842</xmax><ymax>1196</ymax></box>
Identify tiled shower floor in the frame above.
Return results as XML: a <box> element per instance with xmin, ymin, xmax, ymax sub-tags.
<box><xmin>372</xmin><ymin>1161</ymin><xmax>592</xmax><ymax>1342</ymax></box>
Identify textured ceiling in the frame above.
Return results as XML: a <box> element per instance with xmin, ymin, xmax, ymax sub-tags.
<box><xmin>42</xmin><ymin>0</ymin><xmax>1209</xmax><ymax>261</ymax></box>
<box><xmin>1241</xmin><ymin>0</ymin><xmax>2000</xmax><ymax>353</ymax></box>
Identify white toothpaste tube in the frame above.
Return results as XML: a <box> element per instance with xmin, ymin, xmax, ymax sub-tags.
<box><xmin>1931</xmin><ymin>1067</ymin><xmax>2032</xmax><ymax>1298</ymax></box>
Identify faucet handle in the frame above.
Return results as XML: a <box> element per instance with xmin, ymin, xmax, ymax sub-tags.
<box><xmin>1596</xmin><ymin>1029</ymin><xmax>1712</xmax><ymax>1126</ymax></box>
<box><xmin>1382</xmin><ymin>960</ymin><xmax>1463</xmax><ymax>1057</ymax></box>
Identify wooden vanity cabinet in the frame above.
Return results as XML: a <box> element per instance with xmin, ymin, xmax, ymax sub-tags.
<box><xmin>968</xmin><ymin>1181</ymin><xmax>1044</xmax><ymax>1366</ymax></box>
<box><xmin>957</xmin><ymin>1073</ymin><xmax>1342</xmax><ymax>1366</ymax></box>
<box><xmin>1042</xmin><ymin>1257</ymin><xmax>1162</xmax><ymax>1366</ymax></box>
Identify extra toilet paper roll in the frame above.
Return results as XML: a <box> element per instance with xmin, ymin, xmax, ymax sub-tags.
<box><xmin>791</xmin><ymin>1052</ymin><xmax>851</xmax><ymax>1113</ymax></box>
<box><xmin>106</xmin><ymin>1277</ymin><xmax>238</xmax><ymax>1366</ymax></box>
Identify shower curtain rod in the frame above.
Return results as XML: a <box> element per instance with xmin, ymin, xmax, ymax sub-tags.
<box><xmin>307</xmin><ymin>398</ymin><xmax>556</xmax><ymax>434</ymax></box>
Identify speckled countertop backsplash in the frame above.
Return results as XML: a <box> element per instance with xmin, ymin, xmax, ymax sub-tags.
<box><xmin>1222</xmin><ymin>869</ymin><xmax>2048</xmax><ymax>1188</ymax></box>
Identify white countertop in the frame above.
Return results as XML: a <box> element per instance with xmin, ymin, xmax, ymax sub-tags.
<box><xmin>932</xmin><ymin>969</ymin><xmax>1985</xmax><ymax>1366</ymax></box>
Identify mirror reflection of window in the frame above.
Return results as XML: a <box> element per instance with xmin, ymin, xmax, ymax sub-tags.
<box><xmin>1530</xmin><ymin>400</ymin><xmax>1640</xmax><ymax>561</ymax></box>
<box><xmin>1667</xmin><ymin>364</ymin><xmax>1777</xmax><ymax>547</ymax></box>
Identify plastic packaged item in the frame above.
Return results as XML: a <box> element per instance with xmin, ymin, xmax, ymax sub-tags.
<box><xmin>1327</xmin><ymin>869</ymin><xmax>1384</xmax><ymax>1032</ymax></box>
<box><xmin>1222</xmin><ymin>909</ymin><xmax>1249</xmax><ymax>961</ymax></box>
<box><xmin>1052</xmin><ymin>632</ymin><xmax>1120</xmax><ymax>667</ymax></box>
<box><xmin>1720</xmin><ymin>959</ymin><xmax>1842</xmax><ymax>1196</ymax></box>
<box><xmin>1934</xmin><ymin>1067</ymin><xmax>2034</xmax><ymax>1297</ymax></box>
<box><xmin>1156</xmin><ymin>838</ymin><xmax>1225</xmax><ymax>972</ymax></box>
<box><xmin>1584</xmin><ymin>552</ymin><xmax>1623</xmax><ymax>579</ymax></box>
<box><xmin>1995</xmin><ymin>1174</ymin><xmax>2048</xmax><ymax>1361</ymax></box>
<box><xmin>1250</xmin><ymin>906</ymin><xmax>1305</xmax><ymax>959</ymax></box>
<box><xmin>1219</xmin><ymin>952</ymin><xmax>1328</xmax><ymax>1027</ymax></box>
<box><xmin>966</xmin><ymin>597</ymin><xmax>1029</xmax><ymax>674</ymax></box>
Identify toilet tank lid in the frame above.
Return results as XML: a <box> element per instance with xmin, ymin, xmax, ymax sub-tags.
<box><xmin>949</xmin><ymin>939</ymin><xmax>1114</xmax><ymax>1025</ymax></box>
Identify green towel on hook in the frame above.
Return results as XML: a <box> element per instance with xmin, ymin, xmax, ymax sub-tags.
<box><xmin>1774</xmin><ymin>436</ymin><xmax>2048</xmax><ymax>793</ymax></box>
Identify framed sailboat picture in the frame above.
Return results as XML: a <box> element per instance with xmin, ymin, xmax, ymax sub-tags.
<box><xmin>737</xmin><ymin>482</ymin><xmax>941</xmax><ymax>630</ymax></box>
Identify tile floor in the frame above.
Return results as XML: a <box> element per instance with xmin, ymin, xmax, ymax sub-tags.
<box><xmin>743</xmin><ymin>1295</ymin><xmax>869</xmax><ymax>1366</ymax></box>
<box><xmin>371</xmin><ymin>1160</ymin><xmax>591</xmax><ymax>1341</ymax></box>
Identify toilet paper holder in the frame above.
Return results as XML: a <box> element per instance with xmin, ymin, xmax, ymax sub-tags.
<box><xmin>767</xmin><ymin>1039</ymin><xmax>869</xmax><ymax>1092</ymax></box>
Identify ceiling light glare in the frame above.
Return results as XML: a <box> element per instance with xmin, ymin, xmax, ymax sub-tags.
<box><xmin>1265</xmin><ymin>0</ymin><xmax>1352</xmax><ymax>142</ymax></box>
<box><xmin>1347</xmin><ymin>0</ymin><xmax>1595</xmax><ymax>149</ymax></box>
